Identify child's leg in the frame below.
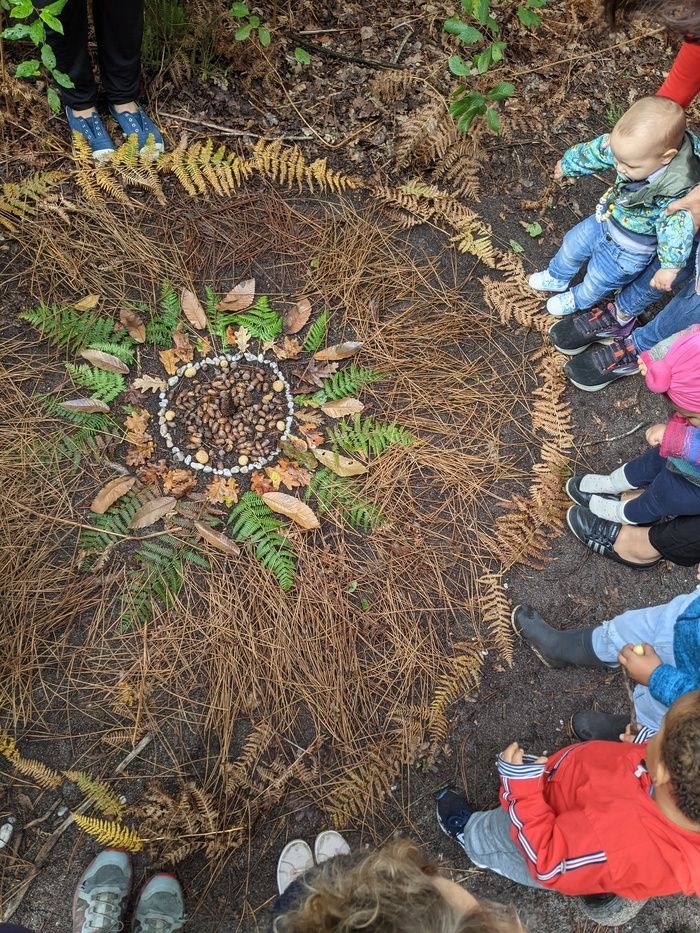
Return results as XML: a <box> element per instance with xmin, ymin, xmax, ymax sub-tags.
<box><xmin>547</xmin><ymin>215</ymin><xmax>603</xmax><ymax>285</ymax></box>
<box><xmin>631</xmin><ymin>274</ymin><xmax>700</xmax><ymax>354</ymax></box>
<box><xmin>623</xmin><ymin>457</ymin><xmax>700</xmax><ymax>524</ymax></box>
<box><xmin>615</xmin><ymin>239</ymin><xmax>698</xmax><ymax>324</ymax></box>
<box><xmin>570</xmin><ymin>235</ymin><xmax>654</xmax><ymax>311</ymax></box>
<box><xmin>458</xmin><ymin>807</ymin><xmax>543</xmax><ymax>889</ymax></box>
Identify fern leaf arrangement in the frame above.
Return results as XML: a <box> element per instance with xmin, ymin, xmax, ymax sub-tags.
<box><xmin>36</xmin><ymin>397</ymin><xmax>118</xmax><ymax>469</ymax></box>
<box><xmin>145</xmin><ymin>281</ymin><xmax>181</xmax><ymax>346</ymax></box>
<box><xmin>1</xmin><ymin>170</ymin><xmax>65</xmax><ymax>233</ymax></box>
<box><xmin>330</xmin><ymin>415</ymin><xmax>413</xmax><ymax>458</ymax></box>
<box><xmin>85</xmin><ymin>340</ymin><xmax>135</xmax><ymax>364</ymax></box>
<box><xmin>303</xmin><ymin>310</ymin><xmax>329</xmax><ymax>353</ymax></box>
<box><xmin>64</xmin><ymin>770</ymin><xmax>125</xmax><ymax>820</ymax></box>
<box><xmin>72</xmin><ymin>813</ymin><xmax>143</xmax><ymax>852</ymax></box>
<box><xmin>228</xmin><ymin>493</ymin><xmax>296</xmax><ymax>590</ymax></box>
<box><xmin>306</xmin><ymin>468</ymin><xmax>383</xmax><ymax>532</ymax></box>
<box><xmin>478</xmin><ymin>572</ymin><xmax>513</xmax><ymax>666</ymax></box>
<box><xmin>296</xmin><ymin>366</ymin><xmax>384</xmax><ymax>407</ymax></box>
<box><xmin>21</xmin><ymin>304</ymin><xmax>117</xmax><ymax>352</ymax></box>
<box><xmin>210</xmin><ymin>296</ymin><xmax>283</xmax><ymax>343</ymax></box>
<box><xmin>65</xmin><ymin>364</ymin><xmax>125</xmax><ymax>403</ymax></box>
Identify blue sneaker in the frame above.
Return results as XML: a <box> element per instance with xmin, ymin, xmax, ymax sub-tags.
<box><xmin>72</xmin><ymin>849</ymin><xmax>132</xmax><ymax>932</ymax></box>
<box><xmin>436</xmin><ymin>788</ymin><xmax>473</xmax><ymax>841</ymax></box>
<box><xmin>109</xmin><ymin>105</ymin><xmax>164</xmax><ymax>156</ymax></box>
<box><xmin>132</xmin><ymin>873</ymin><xmax>185</xmax><ymax>932</ymax></box>
<box><xmin>66</xmin><ymin>107</ymin><xmax>115</xmax><ymax>162</ymax></box>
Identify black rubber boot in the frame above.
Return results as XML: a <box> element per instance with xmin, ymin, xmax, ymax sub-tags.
<box><xmin>511</xmin><ymin>605</ymin><xmax>618</xmax><ymax>670</ymax></box>
<box><xmin>571</xmin><ymin>711</ymin><xmax>629</xmax><ymax>742</ymax></box>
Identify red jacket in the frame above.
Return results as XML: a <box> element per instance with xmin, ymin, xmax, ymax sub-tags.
<box><xmin>659</xmin><ymin>41</ymin><xmax>700</xmax><ymax>107</ymax></box>
<box><xmin>498</xmin><ymin>741</ymin><xmax>700</xmax><ymax>899</ymax></box>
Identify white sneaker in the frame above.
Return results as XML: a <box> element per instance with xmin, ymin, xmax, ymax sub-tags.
<box><xmin>528</xmin><ymin>270</ymin><xmax>570</xmax><ymax>292</ymax></box>
<box><xmin>277</xmin><ymin>839</ymin><xmax>314</xmax><ymax>895</ymax></box>
<box><xmin>132</xmin><ymin>873</ymin><xmax>185</xmax><ymax>932</ymax></box>
<box><xmin>72</xmin><ymin>849</ymin><xmax>132</xmax><ymax>933</ymax></box>
<box><xmin>546</xmin><ymin>291</ymin><xmax>576</xmax><ymax>316</ymax></box>
<box><xmin>314</xmin><ymin>830</ymin><xmax>351</xmax><ymax>864</ymax></box>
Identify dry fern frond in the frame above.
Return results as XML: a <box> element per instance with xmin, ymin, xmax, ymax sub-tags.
<box><xmin>431</xmin><ymin>137</ymin><xmax>483</xmax><ymax>201</ymax></box>
<box><xmin>430</xmin><ymin>646</ymin><xmax>482</xmax><ymax>721</ymax></box>
<box><xmin>493</xmin><ymin>498</ymin><xmax>551</xmax><ymax>570</ymax></box>
<box><xmin>72</xmin><ymin>813</ymin><xmax>143</xmax><ymax>852</ymax></box>
<box><xmin>395</xmin><ymin>99</ymin><xmax>454</xmax><ymax>170</ymax></box>
<box><xmin>2</xmin><ymin>739</ymin><xmax>62</xmax><ymax>789</ymax></box>
<box><xmin>370</xmin><ymin>69</ymin><xmax>435</xmax><ymax>103</ymax></box>
<box><xmin>100</xmin><ymin>730</ymin><xmax>137</xmax><ymax>748</ymax></box>
<box><xmin>306</xmin><ymin>157</ymin><xmax>358</xmax><ymax>193</ymax></box>
<box><xmin>481</xmin><ymin>277</ymin><xmax>548</xmax><ymax>333</ymax></box>
<box><xmin>225</xmin><ymin>722</ymin><xmax>275</xmax><ymax>790</ymax></box>
<box><xmin>1</xmin><ymin>171</ymin><xmax>66</xmax><ymax>233</ymax></box>
<box><xmin>369</xmin><ymin>185</ymin><xmax>436</xmax><ymax>227</ymax></box>
<box><xmin>185</xmin><ymin>781</ymin><xmax>218</xmax><ymax>833</ymax></box>
<box><xmin>325</xmin><ymin>745</ymin><xmax>401</xmax><ymax>828</ymax></box>
<box><xmin>479</xmin><ymin>572</ymin><xmax>513</xmax><ymax>666</ymax></box>
<box><xmin>0</xmin><ymin>731</ymin><xmax>17</xmax><ymax>759</ymax></box>
<box><xmin>164</xmin><ymin>134</ymin><xmax>198</xmax><ymax>196</ymax></box>
<box><xmin>252</xmin><ymin>138</ymin><xmax>306</xmax><ymax>189</ymax></box>
<box><xmin>64</xmin><ymin>770</ymin><xmax>125</xmax><ymax>820</ymax></box>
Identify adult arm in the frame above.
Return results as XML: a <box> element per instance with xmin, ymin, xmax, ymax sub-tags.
<box><xmin>658</xmin><ymin>41</ymin><xmax>700</xmax><ymax>108</ymax></box>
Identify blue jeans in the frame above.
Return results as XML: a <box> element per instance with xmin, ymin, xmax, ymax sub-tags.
<box><xmin>591</xmin><ymin>589</ymin><xmax>699</xmax><ymax>730</ymax></box>
<box><xmin>548</xmin><ymin>215</ymin><xmax>655</xmax><ymax>311</ymax></box>
<box><xmin>631</xmin><ymin>274</ymin><xmax>700</xmax><ymax>353</ymax></box>
<box><xmin>623</xmin><ymin>447</ymin><xmax>700</xmax><ymax>523</ymax></box>
<box><xmin>459</xmin><ymin>806</ymin><xmax>542</xmax><ymax>889</ymax></box>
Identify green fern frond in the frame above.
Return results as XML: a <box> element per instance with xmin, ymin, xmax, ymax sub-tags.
<box><xmin>34</xmin><ymin>397</ymin><xmax>118</xmax><ymax>470</ymax></box>
<box><xmin>64</xmin><ymin>770</ymin><xmax>125</xmax><ymax>819</ymax></box>
<box><xmin>210</xmin><ymin>296</ymin><xmax>283</xmax><ymax>343</ymax></box>
<box><xmin>303</xmin><ymin>310</ymin><xmax>329</xmax><ymax>353</ymax></box>
<box><xmin>204</xmin><ymin>285</ymin><xmax>219</xmax><ymax>319</ymax></box>
<box><xmin>145</xmin><ymin>281</ymin><xmax>181</xmax><ymax>346</ymax></box>
<box><xmin>296</xmin><ymin>366</ymin><xmax>384</xmax><ymax>407</ymax></box>
<box><xmin>228</xmin><ymin>492</ymin><xmax>296</xmax><ymax>590</ymax></box>
<box><xmin>85</xmin><ymin>341</ymin><xmax>135</xmax><ymax>364</ymax></box>
<box><xmin>65</xmin><ymin>364</ymin><xmax>125</xmax><ymax>403</ymax></box>
<box><xmin>78</xmin><ymin>487</ymin><xmax>147</xmax><ymax>570</ymax></box>
<box><xmin>306</xmin><ymin>468</ymin><xmax>384</xmax><ymax>532</ymax></box>
<box><xmin>20</xmin><ymin>304</ymin><xmax>117</xmax><ymax>352</ymax></box>
<box><xmin>329</xmin><ymin>415</ymin><xmax>414</xmax><ymax>458</ymax></box>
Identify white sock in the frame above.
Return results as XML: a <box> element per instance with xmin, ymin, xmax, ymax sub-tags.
<box><xmin>580</xmin><ymin>466</ymin><xmax>635</xmax><ymax>495</ymax></box>
<box><xmin>589</xmin><ymin>494</ymin><xmax>637</xmax><ymax>525</ymax></box>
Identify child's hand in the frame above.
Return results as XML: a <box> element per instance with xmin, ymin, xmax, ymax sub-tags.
<box><xmin>650</xmin><ymin>267</ymin><xmax>680</xmax><ymax>292</ymax></box>
<box><xmin>500</xmin><ymin>742</ymin><xmax>547</xmax><ymax>765</ymax></box>
<box><xmin>645</xmin><ymin>423</ymin><xmax>666</xmax><ymax>446</ymax></box>
<box><xmin>553</xmin><ymin>160</ymin><xmax>564</xmax><ymax>182</ymax></box>
<box><xmin>620</xmin><ymin>722</ymin><xmax>638</xmax><ymax>743</ymax></box>
<box><xmin>618</xmin><ymin>643</ymin><xmax>662</xmax><ymax>685</ymax></box>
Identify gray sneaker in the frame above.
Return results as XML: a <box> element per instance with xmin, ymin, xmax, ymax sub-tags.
<box><xmin>73</xmin><ymin>849</ymin><xmax>132</xmax><ymax>932</ymax></box>
<box><xmin>132</xmin><ymin>874</ymin><xmax>185</xmax><ymax>932</ymax></box>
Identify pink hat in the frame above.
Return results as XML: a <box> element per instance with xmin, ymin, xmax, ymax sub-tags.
<box><xmin>641</xmin><ymin>331</ymin><xmax>700</xmax><ymax>410</ymax></box>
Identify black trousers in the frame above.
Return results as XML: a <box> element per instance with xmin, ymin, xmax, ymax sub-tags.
<box><xmin>0</xmin><ymin>925</ymin><xmax>34</xmax><ymax>932</ymax></box>
<box><xmin>649</xmin><ymin>515</ymin><xmax>700</xmax><ymax>566</ymax></box>
<box><xmin>38</xmin><ymin>0</ymin><xmax>144</xmax><ymax>109</ymax></box>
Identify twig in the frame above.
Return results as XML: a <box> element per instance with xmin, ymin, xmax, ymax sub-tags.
<box><xmin>3</xmin><ymin>734</ymin><xmax>154</xmax><ymax>921</ymax></box>
<box><xmin>157</xmin><ymin>111</ymin><xmax>310</xmax><ymax>141</ymax></box>
<box><xmin>289</xmin><ymin>32</ymin><xmax>409</xmax><ymax>70</ymax></box>
<box><xmin>393</xmin><ymin>27</ymin><xmax>414</xmax><ymax>66</ymax></box>
<box><xmin>581</xmin><ymin>421</ymin><xmax>644</xmax><ymax>446</ymax></box>
<box><xmin>507</xmin><ymin>27</ymin><xmax>665</xmax><ymax>76</ymax></box>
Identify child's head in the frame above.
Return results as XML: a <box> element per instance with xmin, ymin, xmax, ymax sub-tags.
<box><xmin>609</xmin><ymin>96</ymin><xmax>686</xmax><ymax>180</ymax></box>
<box><xmin>646</xmin><ymin>691</ymin><xmax>700</xmax><ymax>824</ymax></box>
<box><xmin>640</xmin><ymin>330</ymin><xmax>700</xmax><ymax>421</ymax></box>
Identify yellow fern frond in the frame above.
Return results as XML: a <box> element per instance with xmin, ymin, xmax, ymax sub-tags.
<box><xmin>64</xmin><ymin>770</ymin><xmax>125</xmax><ymax>820</ymax></box>
<box><xmin>429</xmin><ymin>647</ymin><xmax>482</xmax><ymax>722</ymax></box>
<box><xmin>0</xmin><ymin>731</ymin><xmax>17</xmax><ymax>759</ymax></box>
<box><xmin>112</xmin><ymin>134</ymin><xmax>140</xmax><ymax>168</ymax></box>
<box><xmin>73</xmin><ymin>813</ymin><xmax>143</xmax><ymax>852</ymax></box>
<box><xmin>184</xmin><ymin>140</ymin><xmax>208</xmax><ymax>195</ymax></box>
<box><xmin>479</xmin><ymin>572</ymin><xmax>513</xmax><ymax>666</ymax></box>
<box><xmin>71</xmin><ymin>130</ymin><xmax>94</xmax><ymax>168</ymax></box>
<box><xmin>12</xmin><ymin>754</ymin><xmax>62</xmax><ymax>789</ymax></box>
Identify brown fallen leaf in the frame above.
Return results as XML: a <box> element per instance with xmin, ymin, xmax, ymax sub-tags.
<box><xmin>73</xmin><ymin>294</ymin><xmax>100</xmax><ymax>311</ymax></box>
<box><xmin>313</xmin><ymin>448</ymin><xmax>368</xmax><ymax>477</ymax></box>
<box><xmin>125</xmin><ymin>444</ymin><xmax>154</xmax><ymax>467</ymax></box>
<box><xmin>119</xmin><ymin>308</ymin><xmax>146</xmax><ymax>342</ymax></box>
<box><xmin>132</xmin><ymin>375</ymin><xmax>167</xmax><ymax>393</ymax></box>
<box><xmin>321</xmin><ymin>397</ymin><xmax>365</xmax><ymax>419</ymax></box>
<box><xmin>194</xmin><ymin>522</ymin><xmax>241</xmax><ymax>558</ymax></box>
<box><xmin>295</xmin><ymin>409</ymin><xmax>321</xmax><ymax>423</ymax></box>
<box><xmin>59</xmin><ymin>397</ymin><xmax>110</xmax><ymax>414</ymax></box>
<box><xmin>297</xmin><ymin>422</ymin><xmax>325</xmax><ymax>447</ymax></box>
<box><xmin>262</xmin><ymin>492</ymin><xmax>320</xmax><ymax>530</ymax></box>
<box><xmin>204</xmin><ymin>476</ymin><xmax>240</xmax><ymax>505</ymax></box>
<box><xmin>293</xmin><ymin>359</ymin><xmax>338</xmax><ymax>389</ymax></box>
<box><xmin>270</xmin><ymin>458</ymin><xmax>313</xmax><ymax>490</ymax></box>
<box><xmin>90</xmin><ymin>476</ymin><xmax>136</xmax><ymax>514</ymax></box>
<box><xmin>219</xmin><ymin>278</ymin><xmax>255</xmax><ymax>312</ymax></box>
<box><xmin>136</xmin><ymin>459</ymin><xmax>169</xmax><ymax>484</ymax></box>
<box><xmin>250</xmin><ymin>471</ymin><xmax>275</xmax><ymax>495</ymax></box>
<box><xmin>79</xmin><ymin>348</ymin><xmax>129</xmax><ymax>374</ymax></box>
<box><xmin>128</xmin><ymin>496</ymin><xmax>177</xmax><ymax>530</ymax></box>
<box><xmin>284</xmin><ymin>297</ymin><xmax>312</xmax><ymax>335</ymax></box>
<box><xmin>180</xmin><ymin>288</ymin><xmax>207</xmax><ymax>329</ymax></box>
<box><xmin>159</xmin><ymin>349</ymin><xmax>179</xmax><ymax>375</ymax></box>
<box><xmin>234</xmin><ymin>326</ymin><xmax>251</xmax><ymax>353</ymax></box>
<box><xmin>273</xmin><ymin>336</ymin><xmax>303</xmax><ymax>360</ymax></box>
<box><xmin>172</xmin><ymin>328</ymin><xmax>194</xmax><ymax>363</ymax></box>
<box><xmin>314</xmin><ymin>341</ymin><xmax>362</xmax><ymax>361</ymax></box>
<box><xmin>125</xmin><ymin>408</ymin><xmax>150</xmax><ymax>435</ymax></box>
<box><xmin>163</xmin><ymin>469</ymin><xmax>198</xmax><ymax>498</ymax></box>
<box><xmin>197</xmin><ymin>335</ymin><xmax>212</xmax><ymax>356</ymax></box>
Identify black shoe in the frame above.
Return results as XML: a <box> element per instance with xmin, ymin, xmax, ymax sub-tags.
<box><xmin>549</xmin><ymin>304</ymin><xmax>637</xmax><ymax>356</ymax></box>
<box><xmin>565</xmin><ymin>475</ymin><xmax>618</xmax><ymax>509</ymax></box>
<box><xmin>511</xmin><ymin>606</ymin><xmax>616</xmax><ymax>669</ymax></box>
<box><xmin>580</xmin><ymin>892</ymin><xmax>646</xmax><ymax>924</ymax></box>
<box><xmin>564</xmin><ymin>338</ymin><xmax>639</xmax><ymax>391</ymax></box>
<box><xmin>571</xmin><ymin>711</ymin><xmax>629</xmax><ymax>741</ymax></box>
<box><xmin>566</xmin><ymin>505</ymin><xmax>661</xmax><ymax>570</ymax></box>
<box><xmin>436</xmin><ymin>788</ymin><xmax>473</xmax><ymax>841</ymax></box>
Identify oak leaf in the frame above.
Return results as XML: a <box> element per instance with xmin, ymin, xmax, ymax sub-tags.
<box><xmin>273</xmin><ymin>337</ymin><xmax>303</xmax><ymax>360</ymax></box>
<box><xmin>180</xmin><ymin>288</ymin><xmax>207</xmax><ymax>329</ymax></box>
<box><xmin>79</xmin><ymin>348</ymin><xmax>129</xmax><ymax>374</ymax></box>
<box><xmin>163</xmin><ymin>469</ymin><xmax>198</xmax><ymax>498</ymax></box>
<box><xmin>273</xmin><ymin>458</ymin><xmax>313</xmax><ymax>490</ymax></box>
<box><xmin>172</xmin><ymin>328</ymin><xmax>194</xmax><ymax>363</ymax></box>
<box><xmin>295</xmin><ymin>359</ymin><xmax>338</xmax><ymax>388</ymax></box>
<box><xmin>90</xmin><ymin>476</ymin><xmax>136</xmax><ymax>514</ymax></box>
<box><xmin>234</xmin><ymin>326</ymin><xmax>251</xmax><ymax>352</ymax></box>
<box><xmin>284</xmin><ymin>297</ymin><xmax>312</xmax><ymax>335</ymax></box>
<box><xmin>314</xmin><ymin>341</ymin><xmax>362</xmax><ymax>361</ymax></box>
<box><xmin>321</xmin><ymin>397</ymin><xmax>365</xmax><ymax>419</ymax></box>
<box><xmin>262</xmin><ymin>492</ymin><xmax>319</xmax><ymax>530</ymax></box>
<box><xmin>132</xmin><ymin>375</ymin><xmax>167</xmax><ymax>393</ymax></box>
<box><xmin>197</xmin><ymin>336</ymin><xmax>212</xmax><ymax>356</ymax></box>
<box><xmin>297</xmin><ymin>422</ymin><xmax>325</xmax><ymax>447</ymax></box>
<box><xmin>128</xmin><ymin>496</ymin><xmax>177</xmax><ymax>529</ymax></box>
<box><xmin>73</xmin><ymin>294</ymin><xmax>100</xmax><ymax>311</ymax></box>
<box><xmin>119</xmin><ymin>308</ymin><xmax>146</xmax><ymax>342</ymax></box>
<box><xmin>250</xmin><ymin>471</ymin><xmax>275</xmax><ymax>495</ymax></box>
<box><xmin>136</xmin><ymin>460</ymin><xmax>169</xmax><ymax>484</ymax></box>
<box><xmin>125</xmin><ymin>445</ymin><xmax>154</xmax><ymax>467</ymax></box>
<box><xmin>204</xmin><ymin>477</ymin><xmax>240</xmax><ymax>505</ymax></box>
<box><xmin>159</xmin><ymin>349</ymin><xmax>179</xmax><ymax>375</ymax></box>
<box><xmin>194</xmin><ymin>522</ymin><xmax>241</xmax><ymax>558</ymax></box>
<box><xmin>313</xmin><ymin>448</ymin><xmax>368</xmax><ymax>477</ymax></box>
<box><xmin>219</xmin><ymin>278</ymin><xmax>255</xmax><ymax>312</ymax></box>
<box><xmin>125</xmin><ymin>409</ymin><xmax>150</xmax><ymax>435</ymax></box>
<box><xmin>59</xmin><ymin>398</ymin><xmax>110</xmax><ymax>414</ymax></box>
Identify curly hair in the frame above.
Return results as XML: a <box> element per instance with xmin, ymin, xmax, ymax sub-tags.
<box><xmin>273</xmin><ymin>840</ymin><xmax>524</xmax><ymax>933</ymax></box>
<box><xmin>661</xmin><ymin>690</ymin><xmax>700</xmax><ymax>823</ymax></box>
<box><xmin>604</xmin><ymin>0</ymin><xmax>700</xmax><ymax>36</ymax></box>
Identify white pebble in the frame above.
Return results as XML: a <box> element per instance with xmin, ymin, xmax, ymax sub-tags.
<box><xmin>168</xmin><ymin>376</ymin><xmax>178</xmax><ymax>386</ymax></box>
<box><xmin>172</xmin><ymin>446</ymin><xmax>180</xmax><ymax>454</ymax></box>
<box><xmin>159</xmin><ymin>391</ymin><xmax>166</xmax><ymax>400</ymax></box>
<box><xmin>159</xmin><ymin>424</ymin><xmax>169</xmax><ymax>438</ymax></box>
<box><xmin>202</xmin><ymin>465</ymin><xmax>213</xmax><ymax>473</ymax></box>
<box><xmin>230</xmin><ymin>466</ymin><xmax>240</xmax><ymax>475</ymax></box>
<box><xmin>165</xmin><ymin>438</ymin><xmax>173</xmax><ymax>448</ymax></box>
<box><xmin>184</xmin><ymin>454</ymin><xmax>192</xmax><ymax>465</ymax></box>
<box><xmin>174</xmin><ymin>452</ymin><xmax>184</xmax><ymax>461</ymax></box>
<box><xmin>191</xmin><ymin>462</ymin><xmax>203</xmax><ymax>471</ymax></box>
<box><xmin>222</xmin><ymin>469</ymin><xmax>232</xmax><ymax>477</ymax></box>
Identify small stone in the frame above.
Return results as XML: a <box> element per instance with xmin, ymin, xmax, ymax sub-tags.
<box><xmin>174</xmin><ymin>451</ymin><xmax>185</xmax><ymax>462</ymax></box>
<box><xmin>172</xmin><ymin>446</ymin><xmax>180</xmax><ymax>454</ymax></box>
<box><xmin>165</xmin><ymin>437</ymin><xmax>173</xmax><ymax>448</ymax></box>
<box><xmin>159</xmin><ymin>391</ymin><xmax>167</xmax><ymax>400</ymax></box>
<box><xmin>220</xmin><ymin>359</ymin><xmax>229</xmax><ymax>368</ymax></box>
<box><xmin>272</xmin><ymin>380</ymin><xmax>284</xmax><ymax>392</ymax></box>
<box><xmin>184</xmin><ymin>366</ymin><xmax>197</xmax><ymax>377</ymax></box>
<box><xmin>238</xmin><ymin>455</ymin><xmax>249</xmax><ymax>466</ymax></box>
<box><xmin>191</xmin><ymin>461</ymin><xmax>204</xmax><ymax>471</ymax></box>
<box><xmin>195</xmin><ymin>449</ymin><xmax>209</xmax><ymax>464</ymax></box>
<box><xmin>222</xmin><ymin>468</ymin><xmax>232</xmax><ymax>478</ymax></box>
<box><xmin>164</xmin><ymin>410</ymin><xmax>176</xmax><ymax>422</ymax></box>
<box><xmin>159</xmin><ymin>424</ymin><xmax>169</xmax><ymax>438</ymax></box>
<box><xmin>202</xmin><ymin>465</ymin><xmax>213</xmax><ymax>473</ymax></box>
<box><xmin>184</xmin><ymin>455</ymin><xmax>192</xmax><ymax>465</ymax></box>
<box><xmin>168</xmin><ymin>376</ymin><xmax>178</xmax><ymax>386</ymax></box>
<box><xmin>276</xmin><ymin>420</ymin><xmax>285</xmax><ymax>431</ymax></box>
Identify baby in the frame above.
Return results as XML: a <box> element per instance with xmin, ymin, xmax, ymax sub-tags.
<box><xmin>530</xmin><ymin>96</ymin><xmax>700</xmax><ymax>316</ymax></box>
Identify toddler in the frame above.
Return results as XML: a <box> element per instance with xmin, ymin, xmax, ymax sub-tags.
<box><xmin>568</xmin><ymin>326</ymin><xmax>700</xmax><ymax>525</ymax></box>
<box><xmin>530</xmin><ymin>96</ymin><xmax>700</xmax><ymax>316</ymax></box>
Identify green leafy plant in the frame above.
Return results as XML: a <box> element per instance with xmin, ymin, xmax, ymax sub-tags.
<box><xmin>445</xmin><ymin>0</ymin><xmax>545</xmax><ymax>134</ymax></box>
<box><xmin>302</xmin><ymin>310</ymin><xmax>329</xmax><ymax>353</ymax></box>
<box><xmin>145</xmin><ymin>281</ymin><xmax>181</xmax><ymax>346</ymax></box>
<box><xmin>295</xmin><ymin>366</ymin><xmax>384</xmax><ymax>407</ymax></box>
<box><xmin>209</xmin><ymin>295</ymin><xmax>283</xmax><ymax>343</ymax></box>
<box><xmin>307</xmin><ymin>469</ymin><xmax>383</xmax><ymax>533</ymax></box>
<box><xmin>85</xmin><ymin>341</ymin><xmax>135</xmax><ymax>364</ymax></box>
<box><xmin>21</xmin><ymin>304</ymin><xmax>118</xmax><ymax>352</ymax></box>
<box><xmin>78</xmin><ymin>487</ymin><xmax>146</xmax><ymax>570</ymax></box>
<box><xmin>65</xmin><ymin>364</ymin><xmax>125</xmax><ymax>403</ymax></box>
<box><xmin>329</xmin><ymin>415</ymin><xmax>414</xmax><ymax>458</ymax></box>
<box><xmin>520</xmin><ymin>220</ymin><xmax>542</xmax><ymax>238</ymax></box>
<box><xmin>228</xmin><ymin>2</ymin><xmax>271</xmax><ymax>46</ymax></box>
<box><xmin>228</xmin><ymin>492</ymin><xmax>296</xmax><ymax>590</ymax></box>
<box><xmin>1</xmin><ymin>0</ymin><xmax>74</xmax><ymax>112</ymax></box>
<box><xmin>38</xmin><ymin>398</ymin><xmax>117</xmax><ymax>469</ymax></box>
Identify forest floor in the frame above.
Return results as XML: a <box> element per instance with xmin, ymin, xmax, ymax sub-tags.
<box><xmin>2</xmin><ymin>1</ymin><xmax>700</xmax><ymax>931</ymax></box>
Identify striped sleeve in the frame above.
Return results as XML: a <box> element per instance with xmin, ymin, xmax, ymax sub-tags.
<box><xmin>497</xmin><ymin>755</ymin><xmax>609</xmax><ymax>895</ymax></box>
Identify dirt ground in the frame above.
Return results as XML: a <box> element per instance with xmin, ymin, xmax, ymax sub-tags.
<box><xmin>4</xmin><ymin>1</ymin><xmax>700</xmax><ymax>931</ymax></box>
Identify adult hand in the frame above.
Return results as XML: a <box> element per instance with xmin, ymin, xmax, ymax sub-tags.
<box><xmin>554</xmin><ymin>160</ymin><xmax>564</xmax><ymax>182</ymax></box>
<box><xmin>618</xmin><ymin>643</ymin><xmax>662</xmax><ymax>685</ymax></box>
<box><xmin>667</xmin><ymin>185</ymin><xmax>700</xmax><ymax>230</ymax></box>
<box><xmin>645</xmin><ymin>423</ymin><xmax>666</xmax><ymax>446</ymax></box>
<box><xmin>499</xmin><ymin>741</ymin><xmax>547</xmax><ymax>765</ymax></box>
<box><xmin>650</xmin><ymin>267</ymin><xmax>680</xmax><ymax>292</ymax></box>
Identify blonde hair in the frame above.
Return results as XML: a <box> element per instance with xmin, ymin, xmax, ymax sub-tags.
<box><xmin>273</xmin><ymin>840</ymin><xmax>524</xmax><ymax>933</ymax></box>
<box><xmin>613</xmin><ymin>96</ymin><xmax>686</xmax><ymax>152</ymax></box>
